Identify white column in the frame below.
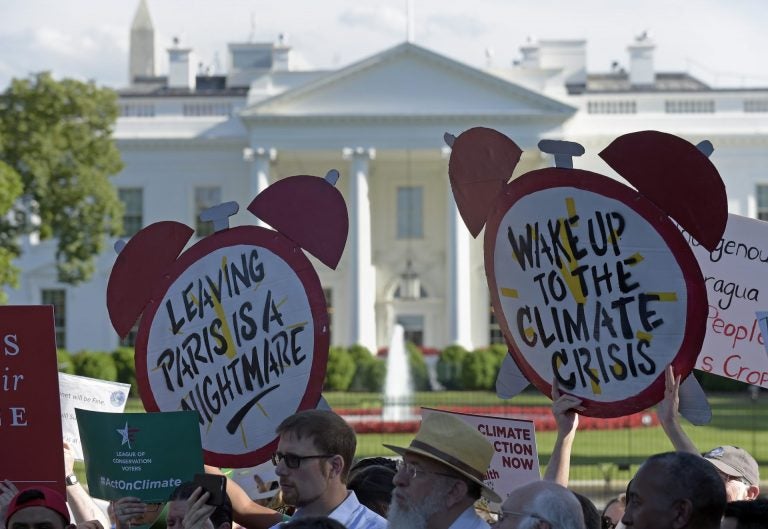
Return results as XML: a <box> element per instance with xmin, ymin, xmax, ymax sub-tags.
<box><xmin>244</xmin><ymin>146</ymin><xmax>276</xmax><ymax>227</ymax></box>
<box><xmin>445</xmin><ymin>147</ymin><xmax>473</xmax><ymax>349</ymax></box>
<box><xmin>343</xmin><ymin>147</ymin><xmax>377</xmax><ymax>353</ymax></box>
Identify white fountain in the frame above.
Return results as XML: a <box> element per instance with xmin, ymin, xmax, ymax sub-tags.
<box><xmin>382</xmin><ymin>324</ymin><xmax>414</xmax><ymax>422</ymax></box>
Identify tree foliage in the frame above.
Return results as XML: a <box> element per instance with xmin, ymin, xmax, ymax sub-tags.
<box><xmin>405</xmin><ymin>342</ymin><xmax>431</xmax><ymax>391</ymax></box>
<box><xmin>461</xmin><ymin>348</ymin><xmax>498</xmax><ymax>390</ymax></box>
<box><xmin>0</xmin><ymin>72</ymin><xmax>123</xmax><ymax>287</ymax></box>
<box><xmin>436</xmin><ymin>344</ymin><xmax>468</xmax><ymax>390</ymax></box>
<box><xmin>324</xmin><ymin>346</ymin><xmax>356</xmax><ymax>391</ymax></box>
<box><xmin>0</xmin><ymin>160</ymin><xmax>23</xmax><ymax>302</ymax></box>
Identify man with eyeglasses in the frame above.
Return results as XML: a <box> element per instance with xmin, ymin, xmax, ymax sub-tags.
<box><xmin>496</xmin><ymin>481</ymin><xmax>585</xmax><ymax>529</ymax></box>
<box><xmin>657</xmin><ymin>366</ymin><xmax>760</xmax><ymax>501</ymax></box>
<box><xmin>620</xmin><ymin>452</ymin><xmax>725</xmax><ymax>529</ymax></box>
<box><xmin>384</xmin><ymin>412</ymin><xmax>501</xmax><ymax>529</ymax></box>
<box><xmin>270</xmin><ymin>409</ymin><xmax>386</xmax><ymax>529</ymax></box>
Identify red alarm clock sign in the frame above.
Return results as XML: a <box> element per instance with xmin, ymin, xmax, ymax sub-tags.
<box><xmin>107</xmin><ymin>172</ymin><xmax>347</xmax><ymax>467</ymax></box>
<box><xmin>447</xmin><ymin>129</ymin><xmax>727</xmax><ymax>418</ymax></box>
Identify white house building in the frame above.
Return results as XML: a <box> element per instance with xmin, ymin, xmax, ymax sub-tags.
<box><xmin>7</xmin><ymin>0</ymin><xmax>768</xmax><ymax>355</ymax></box>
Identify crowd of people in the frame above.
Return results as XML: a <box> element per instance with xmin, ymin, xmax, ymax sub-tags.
<box><xmin>1</xmin><ymin>365</ymin><xmax>765</xmax><ymax>529</ymax></box>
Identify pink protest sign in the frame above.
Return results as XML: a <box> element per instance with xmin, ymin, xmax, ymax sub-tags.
<box><xmin>1</xmin><ymin>306</ymin><xmax>65</xmax><ymax>494</ymax></box>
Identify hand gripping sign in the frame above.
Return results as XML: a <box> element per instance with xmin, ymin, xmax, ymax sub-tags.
<box><xmin>106</xmin><ymin>171</ymin><xmax>347</xmax><ymax>467</ymax></box>
<box><xmin>445</xmin><ymin>129</ymin><xmax>727</xmax><ymax>420</ymax></box>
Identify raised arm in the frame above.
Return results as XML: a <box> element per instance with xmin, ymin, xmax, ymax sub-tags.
<box><xmin>656</xmin><ymin>365</ymin><xmax>699</xmax><ymax>454</ymax></box>
<box><xmin>543</xmin><ymin>381</ymin><xmax>584</xmax><ymax>486</ymax></box>
<box><xmin>204</xmin><ymin>465</ymin><xmax>284</xmax><ymax>529</ymax></box>
<box><xmin>0</xmin><ymin>480</ymin><xmax>19</xmax><ymax>529</ymax></box>
<box><xmin>63</xmin><ymin>443</ymin><xmax>111</xmax><ymax>529</ymax></box>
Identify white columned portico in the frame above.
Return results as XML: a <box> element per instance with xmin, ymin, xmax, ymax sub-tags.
<box><xmin>445</xmin><ymin>147</ymin><xmax>473</xmax><ymax>349</ymax></box>
<box><xmin>244</xmin><ymin>146</ymin><xmax>276</xmax><ymax>226</ymax></box>
<box><xmin>343</xmin><ymin>146</ymin><xmax>377</xmax><ymax>353</ymax></box>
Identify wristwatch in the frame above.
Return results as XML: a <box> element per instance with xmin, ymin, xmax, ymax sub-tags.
<box><xmin>65</xmin><ymin>474</ymin><xmax>78</xmax><ymax>486</ymax></box>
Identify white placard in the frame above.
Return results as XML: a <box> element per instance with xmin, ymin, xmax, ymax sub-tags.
<box><xmin>228</xmin><ymin>461</ymin><xmax>279</xmax><ymax>501</ymax></box>
<box><xmin>58</xmin><ymin>372</ymin><xmax>131</xmax><ymax>460</ymax></box>
<box><xmin>682</xmin><ymin>213</ymin><xmax>768</xmax><ymax>387</ymax></box>
<box><xmin>422</xmin><ymin>408</ymin><xmax>539</xmax><ymax>505</ymax></box>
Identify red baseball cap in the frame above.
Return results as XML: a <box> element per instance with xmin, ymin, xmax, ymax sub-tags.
<box><xmin>5</xmin><ymin>487</ymin><xmax>70</xmax><ymax>525</ymax></box>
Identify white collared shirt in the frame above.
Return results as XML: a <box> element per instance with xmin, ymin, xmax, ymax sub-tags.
<box><xmin>270</xmin><ymin>491</ymin><xmax>386</xmax><ymax>529</ymax></box>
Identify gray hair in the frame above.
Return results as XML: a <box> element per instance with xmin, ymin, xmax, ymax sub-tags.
<box><xmin>526</xmin><ymin>482</ymin><xmax>585</xmax><ymax>529</ymax></box>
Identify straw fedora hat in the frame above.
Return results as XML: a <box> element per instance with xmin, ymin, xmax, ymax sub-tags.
<box><xmin>384</xmin><ymin>412</ymin><xmax>501</xmax><ymax>503</ymax></box>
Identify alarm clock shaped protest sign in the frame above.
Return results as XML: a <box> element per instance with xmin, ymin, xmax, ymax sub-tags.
<box><xmin>107</xmin><ymin>172</ymin><xmax>347</xmax><ymax>467</ymax></box>
<box><xmin>447</xmin><ymin>129</ymin><xmax>727</xmax><ymax>418</ymax></box>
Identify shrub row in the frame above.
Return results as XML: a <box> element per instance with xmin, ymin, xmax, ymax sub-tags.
<box><xmin>57</xmin><ymin>345</ymin><xmax>756</xmax><ymax>396</ymax></box>
<box><xmin>57</xmin><ymin>347</ymin><xmax>138</xmax><ymax>396</ymax></box>
<box><xmin>436</xmin><ymin>343</ymin><xmax>508</xmax><ymax>391</ymax></box>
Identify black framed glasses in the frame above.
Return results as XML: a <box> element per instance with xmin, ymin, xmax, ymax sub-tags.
<box><xmin>271</xmin><ymin>451</ymin><xmax>335</xmax><ymax>469</ymax></box>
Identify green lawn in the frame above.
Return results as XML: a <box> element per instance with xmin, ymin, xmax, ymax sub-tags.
<box><xmin>119</xmin><ymin>390</ymin><xmax>768</xmax><ymax>485</ymax></box>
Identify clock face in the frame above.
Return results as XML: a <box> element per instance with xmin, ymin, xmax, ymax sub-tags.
<box><xmin>135</xmin><ymin>226</ymin><xmax>328</xmax><ymax>467</ymax></box>
<box><xmin>485</xmin><ymin>168</ymin><xmax>706</xmax><ymax>417</ymax></box>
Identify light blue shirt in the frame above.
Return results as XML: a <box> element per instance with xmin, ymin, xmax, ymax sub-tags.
<box><xmin>447</xmin><ymin>506</ymin><xmax>490</xmax><ymax>529</ymax></box>
<box><xmin>270</xmin><ymin>491</ymin><xmax>386</xmax><ymax>529</ymax></box>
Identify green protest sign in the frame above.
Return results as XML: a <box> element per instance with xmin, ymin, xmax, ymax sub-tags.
<box><xmin>76</xmin><ymin>409</ymin><xmax>203</xmax><ymax>502</ymax></box>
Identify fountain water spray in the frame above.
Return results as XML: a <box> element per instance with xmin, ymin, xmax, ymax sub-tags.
<box><xmin>382</xmin><ymin>324</ymin><xmax>414</xmax><ymax>421</ymax></box>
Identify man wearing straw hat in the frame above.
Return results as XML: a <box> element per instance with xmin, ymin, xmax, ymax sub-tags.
<box><xmin>385</xmin><ymin>412</ymin><xmax>500</xmax><ymax>529</ymax></box>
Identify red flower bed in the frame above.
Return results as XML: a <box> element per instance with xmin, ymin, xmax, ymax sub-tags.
<box><xmin>341</xmin><ymin>406</ymin><xmax>658</xmax><ymax>434</ymax></box>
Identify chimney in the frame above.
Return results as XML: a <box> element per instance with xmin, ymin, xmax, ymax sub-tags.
<box><xmin>538</xmin><ymin>39</ymin><xmax>586</xmax><ymax>85</ymax></box>
<box><xmin>168</xmin><ymin>39</ymin><xmax>195</xmax><ymax>90</ymax></box>
<box><xmin>628</xmin><ymin>32</ymin><xmax>655</xmax><ymax>86</ymax></box>
<box><xmin>519</xmin><ymin>38</ymin><xmax>540</xmax><ymax>69</ymax></box>
<box><xmin>272</xmin><ymin>34</ymin><xmax>291</xmax><ymax>71</ymax></box>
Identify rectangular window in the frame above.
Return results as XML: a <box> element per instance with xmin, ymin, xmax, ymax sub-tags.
<box><xmin>757</xmin><ymin>185</ymin><xmax>768</xmax><ymax>221</ymax></box>
<box><xmin>489</xmin><ymin>305</ymin><xmax>505</xmax><ymax>345</ymax></box>
<box><xmin>42</xmin><ymin>289</ymin><xmax>66</xmax><ymax>348</ymax></box>
<box><xmin>664</xmin><ymin>100</ymin><xmax>715</xmax><ymax>113</ymax></box>
<box><xmin>119</xmin><ymin>103</ymin><xmax>155</xmax><ymax>117</ymax></box>
<box><xmin>397</xmin><ymin>314</ymin><xmax>424</xmax><ymax>346</ymax></box>
<box><xmin>183</xmin><ymin>103</ymin><xmax>233</xmax><ymax>116</ymax></box>
<box><xmin>587</xmin><ymin>100</ymin><xmax>637</xmax><ymax>114</ymax></box>
<box><xmin>195</xmin><ymin>186</ymin><xmax>222</xmax><ymax>237</ymax></box>
<box><xmin>744</xmin><ymin>99</ymin><xmax>768</xmax><ymax>113</ymax></box>
<box><xmin>118</xmin><ymin>188</ymin><xmax>144</xmax><ymax>237</ymax></box>
<box><xmin>397</xmin><ymin>186</ymin><xmax>423</xmax><ymax>239</ymax></box>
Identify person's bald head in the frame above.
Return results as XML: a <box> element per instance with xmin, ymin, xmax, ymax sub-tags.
<box><xmin>498</xmin><ymin>480</ymin><xmax>585</xmax><ymax>529</ymax></box>
<box><xmin>622</xmin><ymin>452</ymin><xmax>725</xmax><ymax>529</ymax></box>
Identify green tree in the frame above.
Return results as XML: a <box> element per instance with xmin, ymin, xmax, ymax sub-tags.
<box><xmin>73</xmin><ymin>351</ymin><xmax>118</xmax><ymax>381</ymax></box>
<box><xmin>0</xmin><ymin>72</ymin><xmax>124</xmax><ymax>288</ymax></box>
<box><xmin>346</xmin><ymin>344</ymin><xmax>386</xmax><ymax>392</ymax></box>
<box><xmin>436</xmin><ymin>344</ymin><xmax>468</xmax><ymax>390</ymax></box>
<box><xmin>324</xmin><ymin>346</ymin><xmax>355</xmax><ymax>391</ymax></box>
<box><xmin>112</xmin><ymin>347</ymin><xmax>138</xmax><ymax>396</ymax></box>
<box><xmin>461</xmin><ymin>348</ymin><xmax>497</xmax><ymax>390</ymax></box>
<box><xmin>0</xmin><ymin>160</ymin><xmax>23</xmax><ymax>302</ymax></box>
<box><xmin>405</xmin><ymin>342</ymin><xmax>431</xmax><ymax>391</ymax></box>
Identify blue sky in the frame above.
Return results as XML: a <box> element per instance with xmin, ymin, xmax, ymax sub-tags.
<box><xmin>0</xmin><ymin>0</ymin><xmax>766</xmax><ymax>89</ymax></box>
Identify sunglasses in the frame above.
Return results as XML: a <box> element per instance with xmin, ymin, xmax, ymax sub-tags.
<box><xmin>271</xmin><ymin>452</ymin><xmax>335</xmax><ymax>469</ymax></box>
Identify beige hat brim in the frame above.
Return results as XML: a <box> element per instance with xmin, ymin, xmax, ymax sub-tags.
<box><xmin>385</xmin><ymin>443</ymin><xmax>502</xmax><ymax>503</ymax></box>
<box><xmin>705</xmin><ymin>458</ymin><xmax>752</xmax><ymax>485</ymax></box>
